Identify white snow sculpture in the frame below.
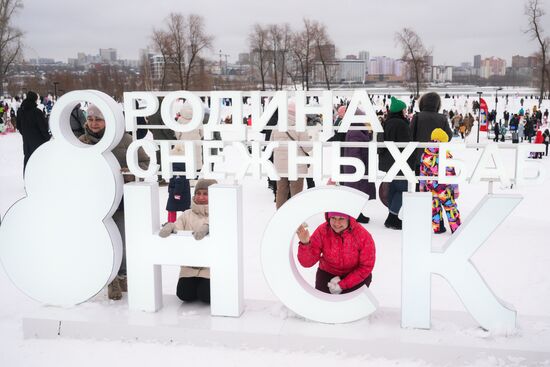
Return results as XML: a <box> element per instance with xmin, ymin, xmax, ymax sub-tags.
<box><xmin>0</xmin><ymin>90</ymin><xmax>125</xmax><ymax>305</ymax></box>
<box><xmin>261</xmin><ymin>186</ymin><xmax>378</xmax><ymax>324</ymax></box>
<box><xmin>401</xmin><ymin>192</ymin><xmax>522</xmax><ymax>332</ymax></box>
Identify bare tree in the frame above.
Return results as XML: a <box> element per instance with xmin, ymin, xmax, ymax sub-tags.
<box><xmin>268</xmin><ymin>24</ymin><xmax>282</xmax><ymax>90</ymax></box>
<box><xmin>185</xmin><ymin>14</ymin><xmax>213</xmax><ymax>90</ymax></box>
<box><xmin>158</xmin><ymin>13</ymin><xmax>212</xmax><ymax>90</ymax></box>
<box><xmin>288</xmin><ymin>20</ymin><xmax>317</xmax><ymax>91</ymax></box>
<box><xmin>524</xmin><ymin>0</ymin><xmax>548</xmax><ymax>106</ymax></box>
<box><xmin>279</xmin><ymin>24</ymin><xmax>292</xmax><ymax>89</ymax></box>
<box><xmin>395</xmin><ymin>27</ymin><xmax>430</xmax><ymax>98</ymax></box>
<box><xmin>289</xmin><ymin>31</ymin><xmax>307</xmax><ymax>90</ymax></box>
<box><xmin>301</xmin><ymin>19</ymin><xmax>316</xmax><ymax>91</ymax></box>
<box><xmin>165</xmin><ymin>13</ymin><xmax>187</xmax><ymax>90</ymax></box>
<box><xmin>0</xmin><ymin>0</ymin><xmax>23</xmax><ymax>96</ymax></box>
<box><xmin>151</xmin><ymin>29</ymin><xmax>171</xmax><ymax>89</ymax></box>
<box><xmin>249</xmin><ymin>24</ymin><xmax>270</xmax><ymax>90</ymax></box>
<box><xmin>139</xmin><ymin>52</ymin><xmax>154</xmax><ymax>91</ymax></box>
<box><xmin>310</xmin><ymin>20</ymin><xmax>335</xmax><ymax>90</ymax></box>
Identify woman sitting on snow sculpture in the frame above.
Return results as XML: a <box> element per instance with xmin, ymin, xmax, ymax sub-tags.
<box><xmin>295</xmin><ymin>212</ymin><xmax>376</xmax><ymax>294</ymax></box>
<box><xmin>159</xmin><ymin>179</ymin><xmax>217</xmax><ymax>304</ymax></box>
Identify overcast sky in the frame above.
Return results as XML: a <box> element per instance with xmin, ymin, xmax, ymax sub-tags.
<box><xmin>16</xmin><ymin>0</ymin><xmax>550</xmax><ymax>66</ymax></box>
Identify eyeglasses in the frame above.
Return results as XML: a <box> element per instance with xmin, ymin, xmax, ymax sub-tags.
<box><xmin>87</xmin><ymin>117</ymin><xmax>105</xmax><ymax>122</ymax></box>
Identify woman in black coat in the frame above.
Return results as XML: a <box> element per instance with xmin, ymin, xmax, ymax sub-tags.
<box><xmin>17</xmin><ymin>91</ymin><xmax>50</xmax><ymax>170</ymax></box>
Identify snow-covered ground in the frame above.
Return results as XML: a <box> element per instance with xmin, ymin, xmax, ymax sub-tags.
<box><xmin>1</xmin><ymin>95</ymin><xmax>550</xmax><ymax>366</ymax></box>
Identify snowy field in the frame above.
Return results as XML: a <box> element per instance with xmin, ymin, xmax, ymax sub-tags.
<box><xmin>1</xmin><ymin>94</ymin><xmax>550</xmax><ymax>366</ymax></box>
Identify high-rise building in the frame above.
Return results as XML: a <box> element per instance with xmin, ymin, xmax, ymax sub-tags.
<box><xmin>369</xmin><ymin>56</ymin><xmax>395</xmax><ymax>75</ymax></box>
<box><xmin>423</xmin><ymin>55</ymin><xmax>433</xmax><ymax>67</ymax></box>
<box><xmin>512</xmin><ymin>55</ymin><xmax>538</xmax><ymax>68</ymax></box>
<box><xmin>150</xmin><ymin>54</ymin><xmax>165</xmax><ymax>80</ymax></box>
<box><xmin>358</xmin><ymin>51</ymin><xmax>370</xmax><ymax>61</ymax></box>
<box><xmin>480</xmin><ymin>57</ymin><xmax>506</xmax><ymax>78</ymax></box>
<box><xmin>99</xmin><ymin>48</ymin><xmax>117</xmax><ymax>63</ymax></box>
<box><xmin>238</xmin><ymin>53</ymin><xmax>250</xmax><ymax>65</ymax></box>
<box><xmin>474</xmin><ymin>55</ymin><xmax>481</xmax><ymax>69</ymax></box>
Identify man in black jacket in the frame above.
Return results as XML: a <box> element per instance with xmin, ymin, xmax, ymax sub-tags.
<box><xmin>17</xmin><ymin>91</ymin><xmax>50</xmax><ymax>171</ymax></box>
<box><xmin>379</xmin><ymin>97</ymin><xmax>414</xmax><ymax>230</ymax></box>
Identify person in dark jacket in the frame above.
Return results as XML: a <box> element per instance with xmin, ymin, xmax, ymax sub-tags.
<box><xmin>410</xmin><ymin>92</ymin><xmax>453</xmax><ymax>145</ymax></box>
<box><xmin>342</xmin><ymin>120</ymin><xmax>376</xmax><ymax>223</ymax></box>
<box><xmin>17</xmin><ymin>91</ymin><xmax>50</xmax><ymax>171</ymax></box>
<box><xmin>70</xmin><ymin>103</ymin><xmax>86</xmax><ymax>137</ymax></box>
<box><xmin>166</xmin><ymin>162</ymin><xmax>191</xmax><ymax>223</ymax></box>
<box><xmin>409</xmin><ymin>92</ymin><xmax>453</xmax><ymax>187</ymax></box>
<box><xmin>379</xmin><ymin>97</ymin><xmax>414</xmax><ymax>230</ymax></box>
<box><xmin>493</xmin><ymin>121</ymin><xmax>500</xmax><ymax>142</ymax></box>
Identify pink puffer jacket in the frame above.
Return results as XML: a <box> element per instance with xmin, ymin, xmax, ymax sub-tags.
<box><xmin>298</xmin><ymin>217</ymin><xmax>376</xmax><ymax>290</ymax></box>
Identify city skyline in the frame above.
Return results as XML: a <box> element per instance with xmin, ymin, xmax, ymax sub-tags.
<box><xmin>17</xmin><ymin>0</ymin><xmax>550</xmax><ymax>66</ymax></box>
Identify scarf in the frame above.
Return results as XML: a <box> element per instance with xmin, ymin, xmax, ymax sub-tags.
<box><xmin>81</xmin><ymin>125</ymin><xmax>105</xmax><ymax>145</ymax></box>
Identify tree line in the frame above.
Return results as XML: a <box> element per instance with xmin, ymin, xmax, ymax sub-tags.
<box><xmin>0</xmin><ymin>0</ymin><xmax>549</xmax><ymax>104</ymax></box>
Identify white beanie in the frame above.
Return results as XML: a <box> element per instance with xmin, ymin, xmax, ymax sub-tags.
<box><xmin>179</xmin><ymin>102</ymin><xmax>194</xmax><ymax>124</ymax></box>
<box><xmin>87</xmin><ymin>104</ymin><xmax>104</xmax><ymax>119</ymax></box>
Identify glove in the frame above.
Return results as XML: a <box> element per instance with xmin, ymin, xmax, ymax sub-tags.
<box><xmin>192</xmin><ymin>223</ymin><xmax>209</xmax><ymax>241</ymax></box>
<box><xmin>327</xmin><ymin>276</ymin><xmax>342</xmax><ymax>294</ymax></box>
<box><xmin>159</xmin><ymin>222</ymin><xmax>176</xmax><ymax>238</ymax></box>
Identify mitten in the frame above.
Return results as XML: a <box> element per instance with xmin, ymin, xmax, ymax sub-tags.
<box><xmin>327</xmin><ymin>276</ymin><xmax>342</xmax><ymax>294</ymax></box>
<box><xmin>159</xmin><ymin>222</ymin><xmax>176</xmax><ymax>238</ymax></box>
<box><xmin>192</xmin><ymin>223</ymin><xmax>209</xmax><ymax>241</ymax></box>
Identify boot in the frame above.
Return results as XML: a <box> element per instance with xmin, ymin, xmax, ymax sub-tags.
<box><xmin>117</xmin><ymin>275</ymin><xmax>127</xmax><ymax>292</ymax></box>
<box><xmin>108</xmin><ymin>277</ymin><xmax>122</xmax><ymax>300</ymax></box>
<box><xmin>434</xmin><ymin>224</ymin><xmax>447</xmax><ymax>234</ymax></box>
<box><xmin>384</xmin><ymin>213</ymin><xmax>402</xmax><ymax>230</ymax></box>
<box><xmin>357</xmin><ymin>213</ymin><xmax>370</xmax><ymax>224</ymax></box>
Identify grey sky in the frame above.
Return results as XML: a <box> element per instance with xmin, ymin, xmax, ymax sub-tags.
<box><xmin>17</xmin><ymin>0</ymin><xmax>550</xmax><ymax>66</ymax></box>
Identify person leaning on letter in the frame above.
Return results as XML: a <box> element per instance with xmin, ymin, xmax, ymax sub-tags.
<box><xmin>158</xmin><ymin>179</ymin><xmax>217</xmax><ymax>304</ymax></box>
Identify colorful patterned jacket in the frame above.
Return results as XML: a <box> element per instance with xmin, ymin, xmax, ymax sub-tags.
<box><xmin>419</xmin><ymin>147</ymin><xmax>459</xmax><ymax>196</ymax></box>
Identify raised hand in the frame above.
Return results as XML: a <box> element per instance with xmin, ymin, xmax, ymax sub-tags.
<box><xmin>296</xmin><ymin>224</ymin><xmax>310</xmax><ymax>244</ymax></box>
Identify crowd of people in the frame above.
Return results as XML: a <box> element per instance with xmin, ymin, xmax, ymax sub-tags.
<box><xmin>4</xmin><ymin>89</ymin><xmax>549</xmax><ymax>303</ymax></box>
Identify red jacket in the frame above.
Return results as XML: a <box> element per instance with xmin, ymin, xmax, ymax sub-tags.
<box><xmin>298</xmin><ymin>218</ymin><xmax>376</xmax><ymax>290</ymax></box>
<box><xmin>535</xmin><ymin>130</ymin><xmax>544</xmax><ymax>144</ymax></box>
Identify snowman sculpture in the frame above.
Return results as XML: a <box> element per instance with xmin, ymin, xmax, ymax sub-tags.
<box><xmin>0</xmin><ymin>90</ymin><xmax>125</xmax><ymax>306</ymax></box>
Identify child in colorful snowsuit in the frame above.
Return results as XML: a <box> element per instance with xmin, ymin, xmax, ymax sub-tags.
<box><xmin>419</xmin><ymin>128</ymin><xmax>461</xmax><ymax>234</ymax></box>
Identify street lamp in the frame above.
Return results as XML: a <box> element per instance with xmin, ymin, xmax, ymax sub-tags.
<box><xmin>53</xmin><ymin>81</ymin><xmax>59</xmax><ymax>99</ymax></box>
<box><xmin>476</xmin><ymin>91</ymin><xmax>483</xmax><ymax>144</ymax></box>
<box><xmin>494</xmin><ymin>87</ymin><xmax>502</xmax><ymax>125</ymax></box>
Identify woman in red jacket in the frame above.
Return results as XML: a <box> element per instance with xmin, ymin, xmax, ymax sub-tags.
<box><xmin>296</xmin><ymin>212</ymin><xmax>376</xmax><ymax>294</ymax></box>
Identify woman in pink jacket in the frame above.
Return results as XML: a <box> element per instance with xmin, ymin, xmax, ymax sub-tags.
<box><xmin>296</xmin><ymin>212</ymin><xmax>376</xmax><ymax>294</ymax></box>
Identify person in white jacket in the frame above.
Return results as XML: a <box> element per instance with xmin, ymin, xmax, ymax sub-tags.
<box><xmin>159</xmin><ymin>178</ymin><xmax>217</xmax><ymax>304</ymax></box>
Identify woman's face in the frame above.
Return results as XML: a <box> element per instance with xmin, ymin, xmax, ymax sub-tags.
<box><xmin>87</xmin><ymin>116</ymin><xmax>105</xmax><ymax>133</ymax></box>
<box><xmin>329</xmin><ymin>216</ymin><xmax>349</xmax><ymax>234</ymax></box>
<box><xmin>194</xmin><ymin>189</ymin><xmax>209</xmax><ymax>205</ymax></box>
